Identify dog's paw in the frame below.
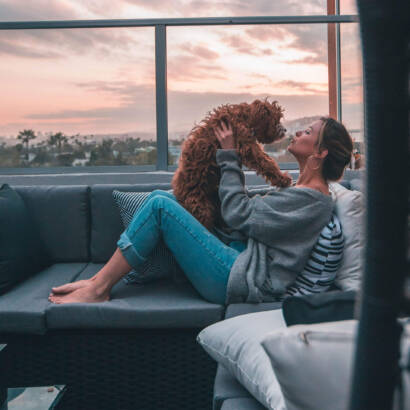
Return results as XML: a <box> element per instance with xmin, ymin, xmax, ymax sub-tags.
<box><xmin>279</xmin><ymin>172</ymin><xmax>293</xmax><ymax>187</ymax></box>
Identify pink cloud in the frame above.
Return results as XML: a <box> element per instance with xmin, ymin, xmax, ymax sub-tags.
<box><xmin>167</xmin><ymin>55</ymin><xmax>227</xmax><ymax>81</ymax></box>
<box><xmin>179</xmin><ymin>42</ymin><xmax>220</xmax><ymax>59</ymax></box>
<box><xmin>274</xmin><ymin>80</ymin><xmax>328</xmax><ymax>95</ymax></box>
<box><xmin>220</xmin><ymin>34</ymin><xmax>275</xmax><ymax>56</ymax></box>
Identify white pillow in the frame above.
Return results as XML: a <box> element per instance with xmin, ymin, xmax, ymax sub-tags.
<box><xmin>262</xmin><ymin>319</ymin><xmax>410</xmax><ymax>410</ymax></box>
<box><xmin>329</xmin><ymin>182</ymin><xmax>365</xmax><ymax>291</ymax></box>
<box><xmin>196</xmin><ymin>309</ymin><xmax>287</xmax><ymax>410</ymax></box>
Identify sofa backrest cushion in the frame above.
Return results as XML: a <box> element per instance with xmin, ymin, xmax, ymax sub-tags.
<box><xmin>0</xmin><ymin>184</ymin><xmax>51</xmax><ymax>294</ymax></box>
<box><xmin>14</xmin><ymin>185</ymin><xmax>90</xmax><ymax>262</ymax></box>
<box><xmin>90</xmin><ymin>179</ymin><xmax>352</xmax><ymax>263</ymax></box>
<box><xmin>90</xmin><ymin>183</ymin><xmax>172</xmax><ymax>262</ymax></box>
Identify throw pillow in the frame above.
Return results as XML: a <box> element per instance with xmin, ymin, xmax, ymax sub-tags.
<box><xmin>329</xmin><ymin>182</ymin><xmax>365</xmax><ymax>291</ymax></box>
<box><xmin>196</xmin><ymin>309</ymin><xmax>287</xmax><ymax>410</ymax></box>
<box><xmin>0</xmin><ymin>184</ymin><xmax>50</xmax><ymax>294</ymax></box>
<box><xmin>261</xmin><ymin>319</ymin><xmax>410</xmax><ymax>410</ymax></box>
<box><xmin>285</xmin><ymin>212</ymin><xmax>344</xmax><ymax>297</ymax></box>
<box><xmin>112</xmin><ymin>190</ymin><xmax>187</xmax><ymax>285</ymax></box>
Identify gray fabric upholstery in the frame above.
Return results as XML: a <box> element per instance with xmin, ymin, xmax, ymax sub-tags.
<box><xmin>213</xmin><ymin>365</ymin><xmax>250</xmax><ymax>410</ymax></box>
<box><xmin>221</xmin><ymin>398</ymin><xmax>266</xmax><ymax>410</ymax></box>
<box><xmin>0</xmin><ymin>263</ymin><xmax>87</xmax><ymax>334</ymax></box>
<box><xmin>46</xmin><ymin>263</ymin><xmax>224</xmax><ymax>329</ymax></box>
<box><xmin>339</xmin><ymin>179</ymin><xmax>351</xmax><ymax>189</ymax></box>
<box><xmin>211</xmin><ymin>303</ymin><xmax>282</xmax><ymax>410</ymax></box>
<box><xmin>14</xmin><ymin>186</ymin><xmax>90</xmax><ymax>262</ymax></box>
<box><xmin>90</xmin><ymin>184</ymin><xmax>172</xmax><ymax>262</ymax></box>
<box><xmin>350</xmin><ymin>178</ymin><xmax>364</xmax><ymax>192</ymax></box>
<box><xmin>224</xmin><ymin>303</ymin><xmax>282</xmax><ymax>319</ymax></box>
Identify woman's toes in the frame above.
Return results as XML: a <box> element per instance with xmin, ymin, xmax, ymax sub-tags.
<box><xmin>51</xmin><ymin>284</ymin><xmax>72</xmax><ymax>294</ymax></box>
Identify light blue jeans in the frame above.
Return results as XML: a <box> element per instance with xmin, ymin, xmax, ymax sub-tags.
<box><xmin>117</xmin><ymin>190</ymin><xmax>247</xmax><ymax>304</ymax></box>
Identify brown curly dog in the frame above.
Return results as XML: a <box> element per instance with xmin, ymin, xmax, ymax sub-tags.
<box><xmin>171</xmin><ymin>98</ymin><xmax>293</xmax><ymax>231</ymax></box>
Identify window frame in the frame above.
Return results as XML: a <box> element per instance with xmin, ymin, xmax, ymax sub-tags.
<box><xmin>0</xmin><ymin>10</ymin><xmax>359</xmax><ymax>176</ymax></box>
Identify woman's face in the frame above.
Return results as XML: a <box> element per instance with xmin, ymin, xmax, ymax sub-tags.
<box><xmin>287</xmin><ymin>119</ymin><xmax>324</xmax><ymax>160</ymax></box>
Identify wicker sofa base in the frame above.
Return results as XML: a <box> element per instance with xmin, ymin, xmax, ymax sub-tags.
<box><xmin>0</xmin><ymin>328</ymin><xmax>216</xmax><ymax>410</ymax></box>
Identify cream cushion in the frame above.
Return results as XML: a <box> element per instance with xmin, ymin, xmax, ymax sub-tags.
<box><xmin>262</xmin><ymin>319</ymin><xmax>410</xmax><ymax>410</ymax></box>
<box><xmin>329</xmin><ymin>182</ymin><xmax>365</xmax><ymax>291</ymax></box>
<box><xmin>197</xmin><ymin>309</ymin><xmax>287</xmax><ymax>410</ymax></box>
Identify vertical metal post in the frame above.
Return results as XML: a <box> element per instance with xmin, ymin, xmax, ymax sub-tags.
<box><xmin>327</xmin><ymin>0</ymin><xmax>338</xmax><ymax>119</ymax></box>
<box><xmin>155</xmin><ymin>25</ymin><xmax>168</xmax><ymax>170</ymax></box>
<box><xmin>335</xmin><ymin>0</ymin><xmax>342</xmax><ymax>122</ymax></box>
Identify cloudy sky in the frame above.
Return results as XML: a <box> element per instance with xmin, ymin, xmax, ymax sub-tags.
<box><xmin>0</xmin><ymin>0</ymin><xmax>362</xmax><ymax>140</ymax></box>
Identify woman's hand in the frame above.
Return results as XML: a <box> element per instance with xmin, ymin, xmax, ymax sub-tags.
<box><xmin>213</xmin><ymin>120</ymin><xmax>237</xmax><ymax>149</ymax></box>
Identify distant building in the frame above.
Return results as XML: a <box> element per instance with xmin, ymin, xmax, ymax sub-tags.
<box><xmin>72</xmin><ymin>158</ymin><xmax>89</xmax><ymax>166</ymax></box>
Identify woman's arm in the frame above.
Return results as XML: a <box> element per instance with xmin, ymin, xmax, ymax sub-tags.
<box><xmin>215</xmin><ymin>148</ymin><xmax>261</xmax><ymax>237</ymax></box>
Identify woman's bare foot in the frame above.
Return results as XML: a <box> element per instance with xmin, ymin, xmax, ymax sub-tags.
<box><xmin>48</xmin><ymin>282</ymin><xmax>109</xmax><ymax>304</ymax></box>
<box><xmin>50</xmin><ymin>276</ymin><xmax>97</xmax><ymax>296</ymax></box>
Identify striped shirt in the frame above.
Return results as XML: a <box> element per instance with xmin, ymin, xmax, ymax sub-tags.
<box><xmin>285</xmin><ymin>213</ymin><xmax>344</xmax><ymax>297</ymax></box>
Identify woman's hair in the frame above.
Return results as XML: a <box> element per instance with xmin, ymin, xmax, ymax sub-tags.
<box><xmin>316</xmin><ymin>116</ymin><xmax>354</xmax><ymax>182</ymax></box>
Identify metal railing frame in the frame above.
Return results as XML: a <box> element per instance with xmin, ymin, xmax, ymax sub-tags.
<box><xmin>0</xmin><ymin>12</ymin><xmax>359</xmax><ymax>174</ymax></box>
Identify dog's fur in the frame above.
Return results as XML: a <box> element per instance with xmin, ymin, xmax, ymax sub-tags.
<box><xmin>171</xmin><ymin>98</ymin><xmax>293</xmax><ymax>231</ymax></box>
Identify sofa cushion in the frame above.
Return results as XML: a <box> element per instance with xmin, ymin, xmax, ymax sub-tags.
<box><xmin>0</xmin><ymin>263</ymin><xmax>88</xmax><ymax>334</ymax></box>
<box><xmin>214</xmin><ymin>365</ymin><xmax>253</xmax><ymax>410</ymax></box>
<box><xmin>14</xmin><ymin>185</ymin><xmax>90</xmax><ymax>262</ymax></box>
<box><xmin>225</xmin><ymin>302</ymin><xmax>282</xmax><ymax>319</ymax></box>
<box><xmin>212</xmin><ymin>304</ymin><xmax>282</xmax><ymax>410</ymax></box>
<box><xmin>261</xmin><ymin>319</ymin><xmax>410</xmax><ymax>410</ymax></box>
<box><xmin>221</xmin><ymin>398</ymin><xmax>266</xmax><ymax>410</ymax></box>
<box><xmin>0</xmin><ymin>184</ymin><xmax>51</xmax><ymax>294</ymax></box>
<box><xmin>329</xmin><ymin>182</ymin><xmax>365</xmax><ymax>291</ymax></box>
<box><xmin>198</xmin><ymin>309</ymin><xmax>286</xmax><ymax>410</ymax></box>
<box><xmin>90</xmin><ymin>184</ymin><xmax>172</xmax><ymax>263</ymax></box>
<box><xmin>46</xmin><ymin>263</ymin><xmax>224</xmax><ymax>329</ymax></box>
<box><xmin>112</xmin><ymin>189</ymin><xmax>186</xmax><ymax>285</ymax></box>
<box><xmin>350</xmin><ymin>178</ymin><xmax>364</xmax><ymax>192</ymax></box>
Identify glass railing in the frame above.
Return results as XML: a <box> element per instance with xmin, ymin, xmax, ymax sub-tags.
<box><xmin>0</xmin><ymin>7</ymin><xmax>361</xmax><ymax>173</ymax></box>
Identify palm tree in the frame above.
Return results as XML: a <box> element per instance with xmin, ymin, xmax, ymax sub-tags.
<box><xmin>48</xmin><ymin>132</ymin><xmax>68</xmax><ymax>153</ymax></box>
<box><xmin>17</xmin><ymin>129</ymin><xmax>37</xmax><ymax>161</ymax></box>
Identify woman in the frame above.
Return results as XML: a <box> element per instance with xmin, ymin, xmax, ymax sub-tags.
<box><xmin>49</xmin><ymin>116</ymin><xmax>353</xmax><ymax>305</ymax></box>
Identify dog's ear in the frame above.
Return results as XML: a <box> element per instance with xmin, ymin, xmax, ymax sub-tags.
<box><xmin>248</xmin><ymin>100</ymin><xmax>282</xmax><ymax>143</ymax></box>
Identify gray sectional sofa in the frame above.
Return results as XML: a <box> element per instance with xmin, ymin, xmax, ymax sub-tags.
<box><xmin>0</xmin><ymin>170</ymin><xmax>363</xmax><ymax>410</ymax></box>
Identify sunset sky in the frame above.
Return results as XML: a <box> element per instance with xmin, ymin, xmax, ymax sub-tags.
<box><xmin>0</xmin><ymin>0</ymin><xmax>362</xmax><ymax>140</ymax></box>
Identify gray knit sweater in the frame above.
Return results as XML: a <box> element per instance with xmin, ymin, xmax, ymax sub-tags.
<box><xmin>214</xmin><ymin>149</ymin><xmax>335</xmax><ymax>304</ymax></box>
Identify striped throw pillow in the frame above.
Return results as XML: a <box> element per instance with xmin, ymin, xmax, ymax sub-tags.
<box><xmin>286</xmin><ymin>213</ymin><xmax>344</xmax><ymax>297</ymax></box>
<box><xmin>112</xmin><ymin>190</ymin><xmax>185</xmax><ymax>285</ymax></box>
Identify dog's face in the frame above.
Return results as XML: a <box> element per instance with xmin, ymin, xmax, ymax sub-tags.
<box><xmin>248</xmin><ymin>99</ymin><xmax>286</xmax><ymax>144</ymax></box>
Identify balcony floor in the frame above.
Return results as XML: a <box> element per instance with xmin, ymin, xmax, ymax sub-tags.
<box><xmin>2</xmin><ymin>386</ymin><xmax>64</xmax><ymax>410</ymax></box>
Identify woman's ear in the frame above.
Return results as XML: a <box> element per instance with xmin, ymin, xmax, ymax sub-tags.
<box><xmin>318</xmin><ymin>148</ymin><xmax>328</xmax><ymax>160</ymax></box>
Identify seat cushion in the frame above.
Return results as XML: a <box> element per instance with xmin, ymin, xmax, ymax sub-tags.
<box><xmin>46</xmin><ymin>263</ymin><xmax>224</xmax><ymax>329</ymax></box>
<box><xmin>14</xmin><ymin>185</ymin><xmax>90</xmax><ymax>262</ymax></box>
<box><xmin>90</xmin><ymin>184</ymin><xmax>172</xmax><ymax>263</ymax></box>
<box><xmin>221</xmin><ymin>398</ymin><xmax>266</xmax><ymax>410</ymax></box>
<box><xmin>0</xmin><ymin>263</ymin><xmax>88</xmax><ymax>334</ymax></box>
<box><xmin>213</xmin><ymin>365</ymin><xmax>252</xmax><ymax>410</ymax></box>
<box><xmin>225</xmin><ymin>302</ymin><xmax>282</xmax><ymax>319</ymax></box>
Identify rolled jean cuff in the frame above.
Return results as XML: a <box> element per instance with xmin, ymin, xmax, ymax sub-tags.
<box><xmin>117</xmin><ymin>231</ymin><xmax>147</xmax><ymax>269</ymax></box>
